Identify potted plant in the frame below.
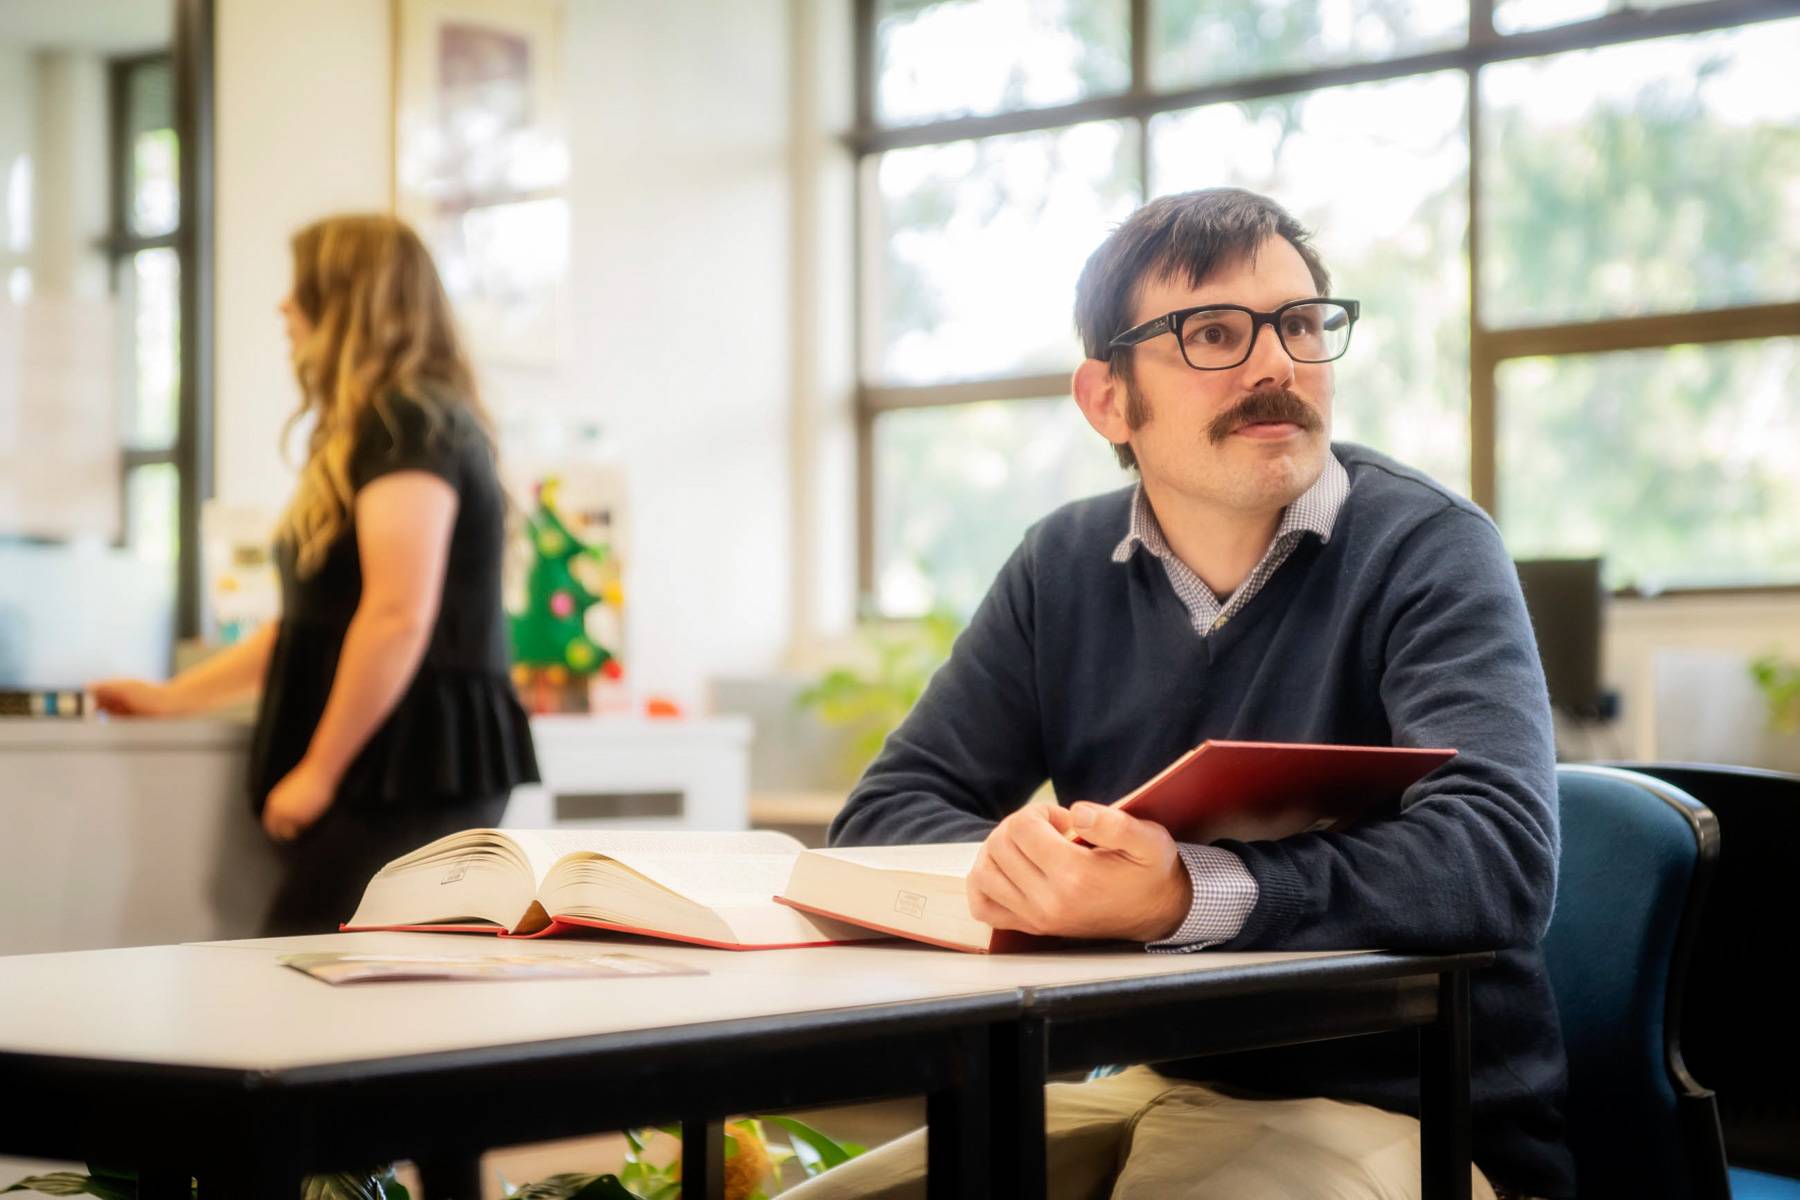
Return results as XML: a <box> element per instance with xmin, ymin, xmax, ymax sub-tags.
<box><xmin>500</xmin><ymin>1116</ymin><xmax>864</xmax><ymax>1200</ymax></box>
<box><xmin>1750</xmin><ymin>653</ymin><xmax>1800</xmax><ymax>736</ymax></box>
<box><xmin>796</xmin><ymin>612</ymin><xmax>962</xmax><ymax>784</ymax></box>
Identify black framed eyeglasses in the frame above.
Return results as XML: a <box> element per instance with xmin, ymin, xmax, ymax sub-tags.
<box><xmin>1107</xmin><ymin>298</ymin><xmax>1361</xmax><ymax>371</ymax></box>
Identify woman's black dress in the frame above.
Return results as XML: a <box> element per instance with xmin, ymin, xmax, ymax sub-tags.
<box><xmin>249</xmin><ymin>394</ymin><xmax>539</xmax><ymax>935</ymax></box>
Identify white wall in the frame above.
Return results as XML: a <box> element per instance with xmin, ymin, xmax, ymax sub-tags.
<box><xmin>561</xmin><ymin>0</ymin><xmax>797</xmax><ymax>708</ymax></box>
<box><xmin>212</xmin><ymin>0</ymin><xmax>391</xmax><ymax>514</ymax></box>
<box><xmin>211</xmin><ymin>0</ymin><xmax>823</xmax><ymax>709</ymax></box>
<box><xmin>787</xmin><ymin>0</ymin><xmax>859</xmax><ymax>654</ymax></box>
<box><xmin>29</xmin><ymin>50</ymin><xmax>108</xmax><ymax>299</ymax></box>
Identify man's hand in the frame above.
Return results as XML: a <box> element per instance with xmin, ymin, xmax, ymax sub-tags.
<box><xmin>967</xmin><ymin>802</ymin><xmax>1193</xmax><ymax>942</ymax></box>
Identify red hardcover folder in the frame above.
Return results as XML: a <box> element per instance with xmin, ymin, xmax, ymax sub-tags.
<box><xmin>1111</xmin><ymin>739</ymin><xmax>1456</xmax><ymax>842</ymax></box>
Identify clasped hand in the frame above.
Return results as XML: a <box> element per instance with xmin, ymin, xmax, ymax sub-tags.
<box><xmin>966</xmin><ymin>801</ymin><xmax>1193</xmax><ymax>942</ymax></box>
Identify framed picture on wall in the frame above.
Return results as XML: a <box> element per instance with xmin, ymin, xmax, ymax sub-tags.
<box><xmin>393</xmin><ymin>0</ymin><xmax>568</xmax><ymax>370</ymax></box>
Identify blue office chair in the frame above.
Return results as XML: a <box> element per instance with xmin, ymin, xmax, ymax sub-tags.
<box><xmin>1605</xmin><ymin>762</ymin><xmax>1800</xmax><ymax>1197</ymax></box>
<box><xmin>1542</xmin><ymin>765</ymin><xmax>1729</xmax><ymax>1199</ymax></box>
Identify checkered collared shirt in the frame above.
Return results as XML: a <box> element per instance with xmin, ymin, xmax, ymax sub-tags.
<box><xmin>1115</xmin><ymin>452</ymin><xmax>1351</xmax><ymax>951</ymax></box>
<box><xmin>1111</xmin><ymin>451</ymin><xmax>1350</xmax><ymax>637</ymax></box>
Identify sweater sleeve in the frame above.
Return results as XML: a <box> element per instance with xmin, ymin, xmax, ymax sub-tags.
<box><xmin>828</xmin><ymin>539</ymin><xmax>1048</xmax><ymax>847</ymax></box>
<box><xmin>1216</xmin><ymin>505</ymin><xmax>1560</xmax><ymax>953</ymax></box>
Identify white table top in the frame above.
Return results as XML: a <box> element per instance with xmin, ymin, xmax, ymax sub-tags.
<box><xmin>0</xmin><ymin>932</ymin><xmax>1367</xmax><ymax>1074</ymax></box>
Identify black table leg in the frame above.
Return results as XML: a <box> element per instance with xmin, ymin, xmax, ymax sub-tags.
<box><xmin>1420</xmin><ymin>969</ymin><xmax>1473</xmax><ymax>1200</ymax></box>
<box><xmin>416</xmin><ymin>1154</ymin><xmax>485</xmax><ymax>1199</ymax></box>
<box><xmin>989</xmin><ymin>1015</ymin><xmax>1048</xmax><ymax>1200</ymax></box>
<box><xmin>682</xmin><ymin>1117</ymin><xmax>724</xmax><ymax>1200</ymax></box>
<box><xmin>927</xmin><ymin>1023</ymin><xmax>993</xmax><ymax>1200</ymax></box>
<box><xmin>138</xmin><ymin>1167</ymin><xmax>192</xmax><ymax>1199</ymax></box>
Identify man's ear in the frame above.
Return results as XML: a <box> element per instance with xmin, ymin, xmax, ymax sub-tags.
<box><xmin>1073</xmin><ymin>358</ymin><xmax>1135</xmax><ymax>451</ymax></box>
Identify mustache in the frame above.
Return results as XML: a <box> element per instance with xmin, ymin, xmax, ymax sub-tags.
<box><xmin>1207</xmin><ymin>387</ymin><xmax>1323</xmax><ymax>446</ymax></box>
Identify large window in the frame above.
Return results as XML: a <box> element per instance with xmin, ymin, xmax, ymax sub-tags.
<box><xmin>853</xmin><ymin>0</ymin><xmax>1800</xmax><ymax>614</ymax></box>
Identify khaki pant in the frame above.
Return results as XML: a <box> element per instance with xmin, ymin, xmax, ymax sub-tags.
<box><xmin>785</xmin><ymin>1066</ymin><xmax>1500</xmax><ymax>1200</ymax></box>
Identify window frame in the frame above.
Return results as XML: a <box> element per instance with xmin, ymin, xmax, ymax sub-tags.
<box><xmin>100</xmin><ymin>0</ymin><xmax>214</xmax><ymax>647</ymax></box>
<box><xmin>848</xmin><ymin>0</ymin><xmax>1800</xmax><ymax>610</ymax></box>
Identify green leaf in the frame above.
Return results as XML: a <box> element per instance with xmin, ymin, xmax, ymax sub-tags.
<box><xmin>501</xmin><ymin>1175</ymin><xmax>643</xmax><ymax>1200</ymax></box>
<box><xmin>782</xmin><ymin>1135</ymin><xmax>824</xmax><ymax>1178</ymax></box>
<box><xmin>723</xmin><ymin>1132</ymin><xmax>739</xmax><ymax>1160</ymax></box>
<box><xmin>3</xmin><ymin>1174</ymin><xmax>115</xmax><ymax>1197</ymax></box>
<box><xmin>301</xmin><ymin>1171</ymin><xmax>389</xmax><ymax>1200</ymax></box>
<box><xmin>643</xmin><ymin>1183</ymin><xmax>681</xmax><ymax>1200</ymax></box>
<box><xmin>760</xmin><ymin>1117</ymin><xmax>853</xmax><ymax>1171</ymax></box>
<box><xmin>501</xmin><ymin>1173</ymin><xmax>606</xmax><ymax>1200</ymax></box>
<box><xmin>565</xmin><ymin>1178</ymin><xmax>641</xmax><ymax>1200</ymax></box>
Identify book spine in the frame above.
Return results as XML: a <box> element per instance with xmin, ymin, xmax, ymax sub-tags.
<box><xmin>0</xmin><ymin>689</ymin><xmax>88</xmax><ymax>717</ymax></box>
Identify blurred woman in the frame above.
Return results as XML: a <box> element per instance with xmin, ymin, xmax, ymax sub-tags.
<box><xmin>95</xmin><ymin>214</ymin><xmax>538</xmax><ymax>934</ymax></box>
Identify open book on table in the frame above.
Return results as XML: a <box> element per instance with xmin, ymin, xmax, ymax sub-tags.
<box><xmin>776</xmin><ymin>739</ymin><xmax>1455</xmax><ymax>953</ymax></box>
<box><xmin>342</xmin><ymin>828</ymin><xmax>885</xmax><ymax>950</ymax></box>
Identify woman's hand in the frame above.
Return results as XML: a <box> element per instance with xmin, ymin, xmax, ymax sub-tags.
<box><xmin>90</xmin><ymin>679</ymin><xmax>181</xmax><ymax>716</ymax></box>
<box><xmin>262</xmin><ymin>759</ymin><xmax>339</xmax><ymax>842</ymax></box>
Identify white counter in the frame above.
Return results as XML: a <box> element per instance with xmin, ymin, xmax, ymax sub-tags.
<box><xmin>0</xmin><ymin>713</ymin><xmax>754</xmax><ymax>957</ymax></box>
<box><xmin>0</xmin><ymin>716</ymin><xmax>276</xmax><ymax>957</ymax></box>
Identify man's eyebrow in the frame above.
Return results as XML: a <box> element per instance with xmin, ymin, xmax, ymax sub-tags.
<box><xmin>1183</xmin><ymin>293</ymin><xmax>1325</xmax><ymax>310</ymax></box>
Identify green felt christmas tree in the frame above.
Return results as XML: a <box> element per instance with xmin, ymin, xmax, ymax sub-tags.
<box><xmin>509</xmin><ymin>479</ymin><xmax>622</xmax><ymax>712</ymax></box>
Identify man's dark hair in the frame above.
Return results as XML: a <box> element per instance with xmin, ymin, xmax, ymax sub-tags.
<box><xmin>1074</xmin><ymin>188</ymin><xmax>1331</xmax><ymax>469</ymax></box>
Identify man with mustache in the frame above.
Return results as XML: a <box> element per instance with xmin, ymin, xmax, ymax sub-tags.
<box><xmin>796</xmin><ymin>188</ymin><xmax>1569</xmax><ymax>1200</ymax></box>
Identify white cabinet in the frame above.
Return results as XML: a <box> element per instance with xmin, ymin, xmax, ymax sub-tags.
<box><xmin>0</xmin><ymin>718</ymin><xmax>275</xmax><ymax>956</ymax></box>
<box><xmin>504</xmin><ymin>714</ymin><xmax>753</xmax><ymax>832</ymax></box>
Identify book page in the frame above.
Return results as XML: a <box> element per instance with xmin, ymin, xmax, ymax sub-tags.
<box><xmin>810</xmin><ymin>842</ymin><xmax>983</xmax><ymax>878</ymax></box>
<box><xmin>781</xmin><ymin>844</ymin><xmax>991</xmax><ymax>950</ymax></box>
<box><xmin>513</xmin><ymin>829</ymin><xmax>807</xmax><ymax>907</ymax></box>
<box><xmin>345</xmin><ymin>828</ymin><xmax>539</xmax><ymax>930</ymax></box>
<box><xmin>376</xmin><ymin>828</ymin><xmax>532</xmax><ymax>877</ymax></box>
<box><xmin>709</xmin><ymin>904</ymin><xmax>884</xmax><ymax>947</ymax></box>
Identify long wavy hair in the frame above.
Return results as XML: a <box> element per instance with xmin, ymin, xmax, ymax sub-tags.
<box><xmin>277</xmin><ymin>213</ymin><xmax>494</xmax><ymax>576</ymax></box>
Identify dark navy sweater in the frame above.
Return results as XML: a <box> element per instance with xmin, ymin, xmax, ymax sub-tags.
<box><xmin>830</xmin><ymin>443</ymin><xmax>1575</xmax><ymax>1197</ymax></box>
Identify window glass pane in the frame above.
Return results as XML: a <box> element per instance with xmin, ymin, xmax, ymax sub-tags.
<box><xmin>1151</xmin><ymin>0</ymin><xmax>1465</xmax><ymax>90</ymax></box>
<box><xmin>874</xmin><ymin>0</ymin><xmax>1130</xmax><ymax>125</ymax></box>
<box><xmin>129</xmin><ymin>247</ymin><xmax>180</xmax><ymax>448</ymax></box>
<box><xmin>871</xmin><ymin>120</ymin><xmax>1139</xmax><ymax>384</ymax></box>
<box><xmin>874</xmin><ymin>398</ymin><xmax>1124</xmax><ymax>617</ymax></box>
<box><xmin>1151</xmin><ymin>72</ymin><xmax>1470</xmax><ymax>492</ymax></box>
<box><xmin>1497</xmin><ymin>339</ymin><xmax>1800</xmax><ymax>591</ymax></box>
<box><xmin>127</xmin><ymin>462</ymin><xmax>180</xmax><ymax>568</ymax></box>
<box><xmin>1495</xmin><ymin>0</ymin><xmax>1721</xmax><ymax>35</ymax></box>
<box><xmin>1480</xmin><ymin>21</ymin><xmax>1800</xmax><ymax>328</ymax></box>
<box><xmin>126</xmin><ymin>60</ymin><xmax>177</xmax><ymax>238</ymax></box>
